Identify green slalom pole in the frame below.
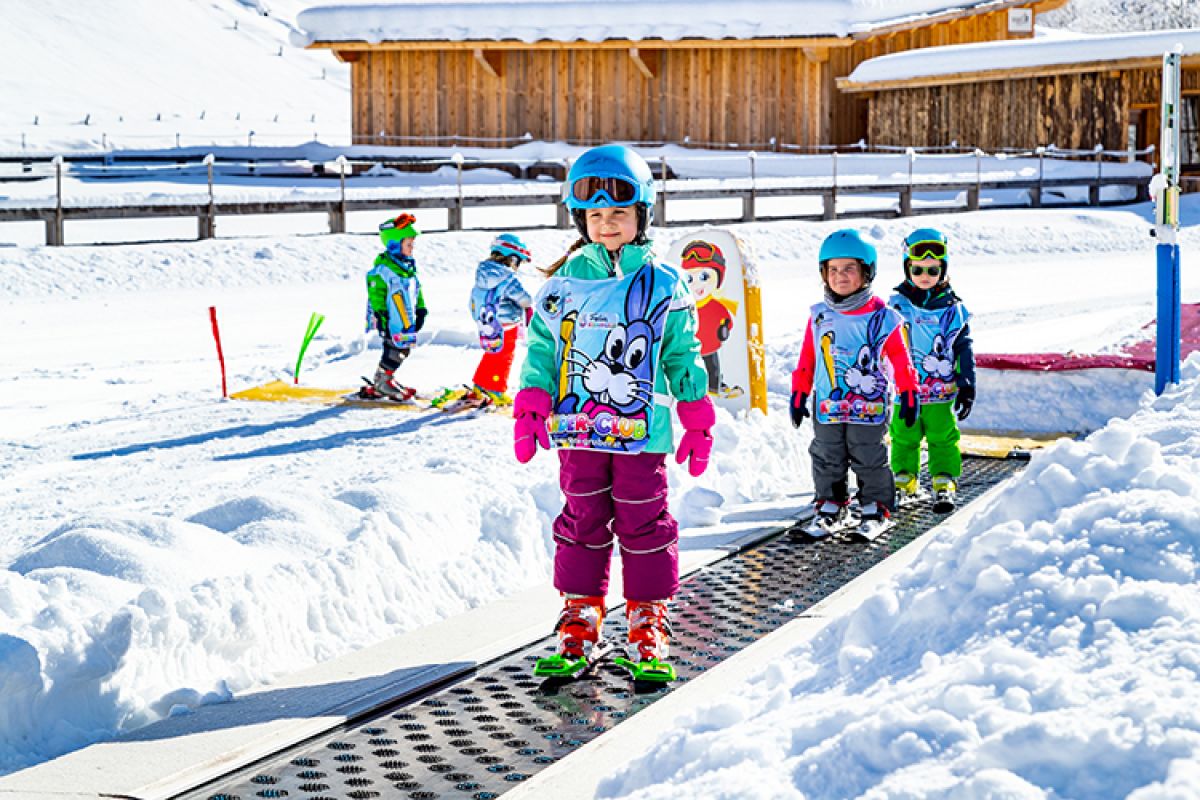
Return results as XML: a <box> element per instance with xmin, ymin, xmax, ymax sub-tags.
<box><xmin>294</xmin><ymin>312</ymin><xmax>325</xmax><ymax>384</ymax></box>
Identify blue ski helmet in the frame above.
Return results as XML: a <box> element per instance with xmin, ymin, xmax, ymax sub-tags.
<box><xmin>903</xmin><ymin>227</ymin><xmax>949</xmax><ymax>280</ymax></box>
<box><xmin>490</xmin><ymin>232</ymin><xmax>531</xmax><ymax>263</ymax></box>
<box><xmin>818</xmin><ymin>228</ymin><xmax>878</xmax><ymax>282</ymax></box>
<box><xmin>563</xmin><ymin>144</ymin><xmax>656</xmax><ymax>242</ymax></box>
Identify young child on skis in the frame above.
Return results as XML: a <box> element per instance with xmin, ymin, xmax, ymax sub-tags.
<box><xmin>363</xmin><ymin>213</ymin><xmax>427</xmax><ymax>401</ymax></box>
<box><xmin>789</xmin><ymin>228</ymin><xmax>920</xmax><ymax>536</ymax></box>
<box><xmin>513</xmin><ymin>144</ymin><xmax>715</xmax><ymax>682</ymax></box>
<box><xmin>888</xmin><ymin>228</ymin><xmax>976</xmax><ymax>512</ymax></box>
<box><xmin>443</xmin><ymin>234</ymin><xmax>534</xmax><ymax>410</ymax></box>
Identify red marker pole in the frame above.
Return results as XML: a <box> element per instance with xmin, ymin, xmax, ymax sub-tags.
<box><xmin>209</xmin><ymin>306</ymin><xmax>228</xmax><ymax>399</ymax></box>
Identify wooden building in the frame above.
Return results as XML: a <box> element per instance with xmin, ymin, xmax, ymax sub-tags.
<box><xmin>838</xmin><ymin>30</ymin><xmax>1200</xmax><ymax>170</ymax></box>
<box><xmin>299</xmin><ymin>0</ymin><xmax>1067</xmax><ymax>148</ymax></box>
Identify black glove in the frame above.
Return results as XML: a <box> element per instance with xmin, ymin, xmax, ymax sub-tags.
<box><xmin>717</xmin><ymin>319</ymin><xmax>731</xmax><ymax>342</ymax></box>
<box><xmin>414</xmin><ymin>307</ymin><xmax>427</xmax><ymax>332</ymax></box>
<box><xmin>374</xmin><ymin>311</ymin><xmax>388</xmax><ymax>336</ymax></box>
<box><xmin>789</xmin><ymin>391</ymin><xmax>810</xmax><ymax>429</ymax></box>
<box><xmin>898</xmin><ymin>390</ymin><xmax>919</xmax><ymax>428</ymax></box>
<box><xmin>954</xmin><ymin>384</ymin><xmax>975</xmax><ymax>421</ymax></box>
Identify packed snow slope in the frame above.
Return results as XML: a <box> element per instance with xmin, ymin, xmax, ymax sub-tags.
<box><xmin>598</xmin><ymin>353</ymin><xmax>1200</xmax><ymax>800</ymax></box>
<box><xmin>1</xmin><ymin>201</ymin><xmax>1199</xmax><ymax>776</ymax></box>
<box><xmin>0</xmin><ymin>0</ymin><xmax>349</xmax><ymax>151</ymax></box>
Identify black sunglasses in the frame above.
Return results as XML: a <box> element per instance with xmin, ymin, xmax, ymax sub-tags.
<box><xmin>910</xmin><ymin>265</ymin><xmax>942</xmax><ymax>277</ymax></box>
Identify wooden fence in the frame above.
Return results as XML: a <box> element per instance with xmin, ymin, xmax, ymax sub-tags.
<box><xmin>0</xmin><ymin>155</ymin><xmax>1152</xmax><ymax>246</ymax></box>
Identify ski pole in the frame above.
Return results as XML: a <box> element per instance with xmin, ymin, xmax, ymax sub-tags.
<box><xmin>209</xmin><ymin>306</ymin><xmax>228</xmax><ymax>399</ymax></box>
<box><xmin>294</xmin><ymin>311</ymin><xmax>325</xmax><ymax>384</ymax></box>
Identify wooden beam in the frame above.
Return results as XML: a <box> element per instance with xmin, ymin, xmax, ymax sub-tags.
<box><xmin>838</xmin><ymin>54</ymin><xmax>1200</xmax><ymax>93</ymax></box>
<box><xmin>333</xmin><ymin>50</ymin><xmax>361</xmax><ymax>63</ymax></box>
<box><xmin>307</xmin><ymin>36</ymin><xmax>851</xmax><ymax>53</ymax></box>
<box><xmin>629</xmin><ymin>47</ymin><xmax>659</xmax><ymax>79</ymax></box>
<box><xmin>803</xmin><ymin>47</ymin><xmax>829</xmax><ymax>63</ymax></box>
<box><xmin>473</xmin><ymin>48</ymin><xmax>502</xmax><ymax>77</ymax></box>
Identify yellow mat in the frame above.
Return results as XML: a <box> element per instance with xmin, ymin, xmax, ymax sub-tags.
<box><xmin>230</xmin><ymin>380</ymin><xmax>434</xmax><ymax>411</ymax></box>
<box><xmin>229</xmin><ymin>380</ymin><xmax>511</xmax><ymax>416</ymax></box>
<box><xmin>959</xmin><ymin>430</ymin><xmax>1075</xmax><ymax>459</ymax></box>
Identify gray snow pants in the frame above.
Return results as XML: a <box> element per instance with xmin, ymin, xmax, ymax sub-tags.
<box><xmin>810</xmin><ymin>419</ymin><xmax>895</xmax><ymax>511</ymax></box>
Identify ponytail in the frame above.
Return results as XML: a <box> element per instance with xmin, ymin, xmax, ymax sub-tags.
<box><xmin>543</xmin><ymin>237</ymin><xmax>587</xmax><ymax>276</ymax></box>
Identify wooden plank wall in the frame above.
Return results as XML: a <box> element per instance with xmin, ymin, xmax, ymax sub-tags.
<box><xmin>867</xmin><ymin>67</ymin><xmax>1200</xmax><ymax>152</ymax></box>
<box><xmin>829</xmin><ymin>8</ymin><xmax>1024</xmax><ymax>145</ymax></box>
<box><xmin>351</xmin><ymin>46</ymin><xmax>833</xmax><ymax>148</ymax></box>
<box><xmin>347</xmin><ymin>3</ymin><xmax>1057</xmax><ymax>148</ymax></box>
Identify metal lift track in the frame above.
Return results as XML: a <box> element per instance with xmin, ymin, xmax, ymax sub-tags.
<box><xmin>181</xmin><ymin>455</ymin><xmax>1025</xmax><ymax>800</ymax></box>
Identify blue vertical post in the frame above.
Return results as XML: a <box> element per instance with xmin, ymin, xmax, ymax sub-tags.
<box><xmin>1153</xmin><ymin>50</ymin><xmax>1183</xmax><ymax>395</ymax></box>
<box><xmin>1156</xmin><ymin>242</ymin><xmax>1181</xmax><ymax>394</ymax></box>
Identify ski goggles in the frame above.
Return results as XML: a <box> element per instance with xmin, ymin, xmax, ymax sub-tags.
<box><xmin>569</xmin><ymin>175</ymin><xmax>640</xmax><ymax>207</ymax></box>
<box><xmin>905</xmin><ymin>239</ymin><xmax>947</xmax><ymax>261</ymax></box>
<box><xmin>682</xmin><ymin>242</ymin><xmax>725</xmax><ymax>266</ymax></box>
<box><xmin>909</xmin><ymin>264</ymin><xmax>943</xmax><ymax>277</ymax></box>
<box><xmin>380</xmin><ymin>212</ymin><xmax>417</xmax><ymax>232</ymax></box>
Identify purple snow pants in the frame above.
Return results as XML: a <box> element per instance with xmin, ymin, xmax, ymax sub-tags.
<box><xmin>552</xmin><ymin>449</ymin><xmax>679</xmax><ymax>602</ymax></box>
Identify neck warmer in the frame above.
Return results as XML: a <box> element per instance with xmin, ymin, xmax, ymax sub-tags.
<box><xmin>824</xmin><ymin>285</ymin><xmax>873</xmax><ymax>312</ymax></box>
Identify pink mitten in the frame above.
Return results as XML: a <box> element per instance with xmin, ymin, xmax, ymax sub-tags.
<box><xmin>674</xmin><ymin>396</ymin><xmax>717</xmax><ymax>477</ymax></box>
<box><xmin>513</xmin><ymin>387</ymin><xmax>553</xmax><ymax>463</ymax></box>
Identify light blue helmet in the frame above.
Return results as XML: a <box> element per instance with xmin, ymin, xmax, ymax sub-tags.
<box><xmin>564</xmin><ymin>144</ymin><xmax>656</xmax><ymax>241</ymax></box>
<box><xmin>490</xmin><ymin>232</ymin><xmax>531</xmax><ymax>263</ymax></box>
<box><xmin>818</xmin><ymin>228</ymin><xmax>878</xmax><ymax>282</ymax></box>
<box><xmin>903</xmin><ymin>227</ymin><xmax>949</xmax><ymax>280</ymax></box>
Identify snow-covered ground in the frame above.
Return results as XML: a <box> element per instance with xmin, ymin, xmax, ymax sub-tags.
<box><xmin>2</xmin><ymin>198</ymin><xmax>1200</xmax><ymax>782</ymax></box>
<box><xmin>598</xmin><ymin>352</ymin><xmax>1200</xmax><ymax>800</ymax></box>
<box><xmin>6</xmin><ymin>0</ymin><xmax>1200</xmax><ymax>794</ymax></box>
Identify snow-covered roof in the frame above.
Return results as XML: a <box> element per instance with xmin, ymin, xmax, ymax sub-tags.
<box><xmin>844</xmin><ymin>27</ymin><xmax>1200</xmax><ymax>88</ymax></box>
<box><xmin>293</xmin><ymin>0</ymin><xmax>1027</xmax><ymax>46</ymax></box>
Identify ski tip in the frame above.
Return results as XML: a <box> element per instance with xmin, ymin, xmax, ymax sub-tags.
<box><xmin>614</xmin><ymin>656</ymin><xmax>676</xmax><ymax>683</ymax></box>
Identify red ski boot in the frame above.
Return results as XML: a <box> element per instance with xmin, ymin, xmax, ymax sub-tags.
<box><xmin>616</xmin><ymin>600</ymin><xmax>675</xmax><ymax>682</ymax></box>
<box><xmin>533</xmin><ymin>595</ymin><xmax>606</xmax><ymax>678</ymax></box>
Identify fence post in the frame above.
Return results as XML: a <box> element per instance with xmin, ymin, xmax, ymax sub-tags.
<box><xmin>329</xmin><ymin>155</ymin><xmax>348</xmax><ymax>234</ymax></box>
<box><xmin>449</xmin><ymin>152</ymin><xmax>464</xmax><ymax>231</ymax></box>
<box><xmin>556</xmin><ymin>158</ymin><xmax>572</xmax><ymax>229</ymax></box>
<box><xmin>899</xmin><ymin>148</ymin><xmax>915</xmax><ymax>216</ymax></box>
<box><xmin>656</xmin><ymin>157</ymin><xmax>668</xmax><ymax>226</ymax></box>
<box><xmin>1032</xmin><ymin>146</ymin><xmax>1045</xmax><ymax>207</ymax></box>
<box><xmin>967</xmin><ymin>148</ymin><xmax>982</xmax><ymax>211</ymax></box>
<box><xmin>199</xmin><ymin>153</ymin><xmax>216</xmax><ymax>239</ymax></box>
<box><xmin>46</xmin><ymin>155</ymin><xmax>64</xmax><ymax>246</ymax></box>
<box><xmin>742</xmin><ymin>151</ymin><xmax>757</xmax><ymax>222</ymax></box>
<box><xmin>1089</xmin><ymin>145</ymin><xmax>1102</xmax><ymax>206</ymax></box>
<box><xmin>823</xmin><ymin>150</ymin><xmax>838</xmax><ymax>221</ymax></box>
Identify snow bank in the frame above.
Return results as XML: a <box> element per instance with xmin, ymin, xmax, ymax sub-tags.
<box><xmin>599</xmin><ymin>353</ymin><xmax>1200</xmax><ymax>799</ymax></box>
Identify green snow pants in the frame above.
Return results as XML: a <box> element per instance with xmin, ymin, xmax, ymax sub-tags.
<box><xmin>890</xmin><ymin>400</ymin><xmax>962</xmax><ymax>478</ymax></box>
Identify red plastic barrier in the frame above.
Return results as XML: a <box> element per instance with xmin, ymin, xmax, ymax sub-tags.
<box><xmin>978</xmin><ymin>303</ymin><xmax>1199</xmax><ymax>374</ymax></box>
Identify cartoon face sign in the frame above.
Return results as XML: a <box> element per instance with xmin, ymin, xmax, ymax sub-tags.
<box><xmin>684</xmin><ymin>266</ymin><xmax>721</xmax><ymax>301</ymax></box>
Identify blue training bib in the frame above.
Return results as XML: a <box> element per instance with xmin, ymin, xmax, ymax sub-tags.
<box><xmin>889</xmin><ymin>295</ymin><xmax>968</xmax><ymax>405</ymax></box>
<box><xmin>810</xmin><ymin>301</ymin><xmax>901</xmax><ymax>425</ymax></box>
<box><xmin>534</xmin><ymin>263</ymin><xmax>675</xmax><ymax>453</ymax></box>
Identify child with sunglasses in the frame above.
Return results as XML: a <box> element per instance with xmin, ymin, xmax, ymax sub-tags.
<box><xmin>887</xmin><ymin>228</ymin><xmax>976</xmax><ymax>512</ymax></box>
<box><xmin>790</xmin><ymin>229</ymin><xmax>920</xmax><ymax>538</ymax></box>
<box><xmin>361</xmin><ymin>213</ymin><xmax>427</xmax><ymax>402</ymax></box>
<box><xmin>513</xmin><ymin>144</ymin><xmax>714</xmax><ymax>682</ymax></box>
